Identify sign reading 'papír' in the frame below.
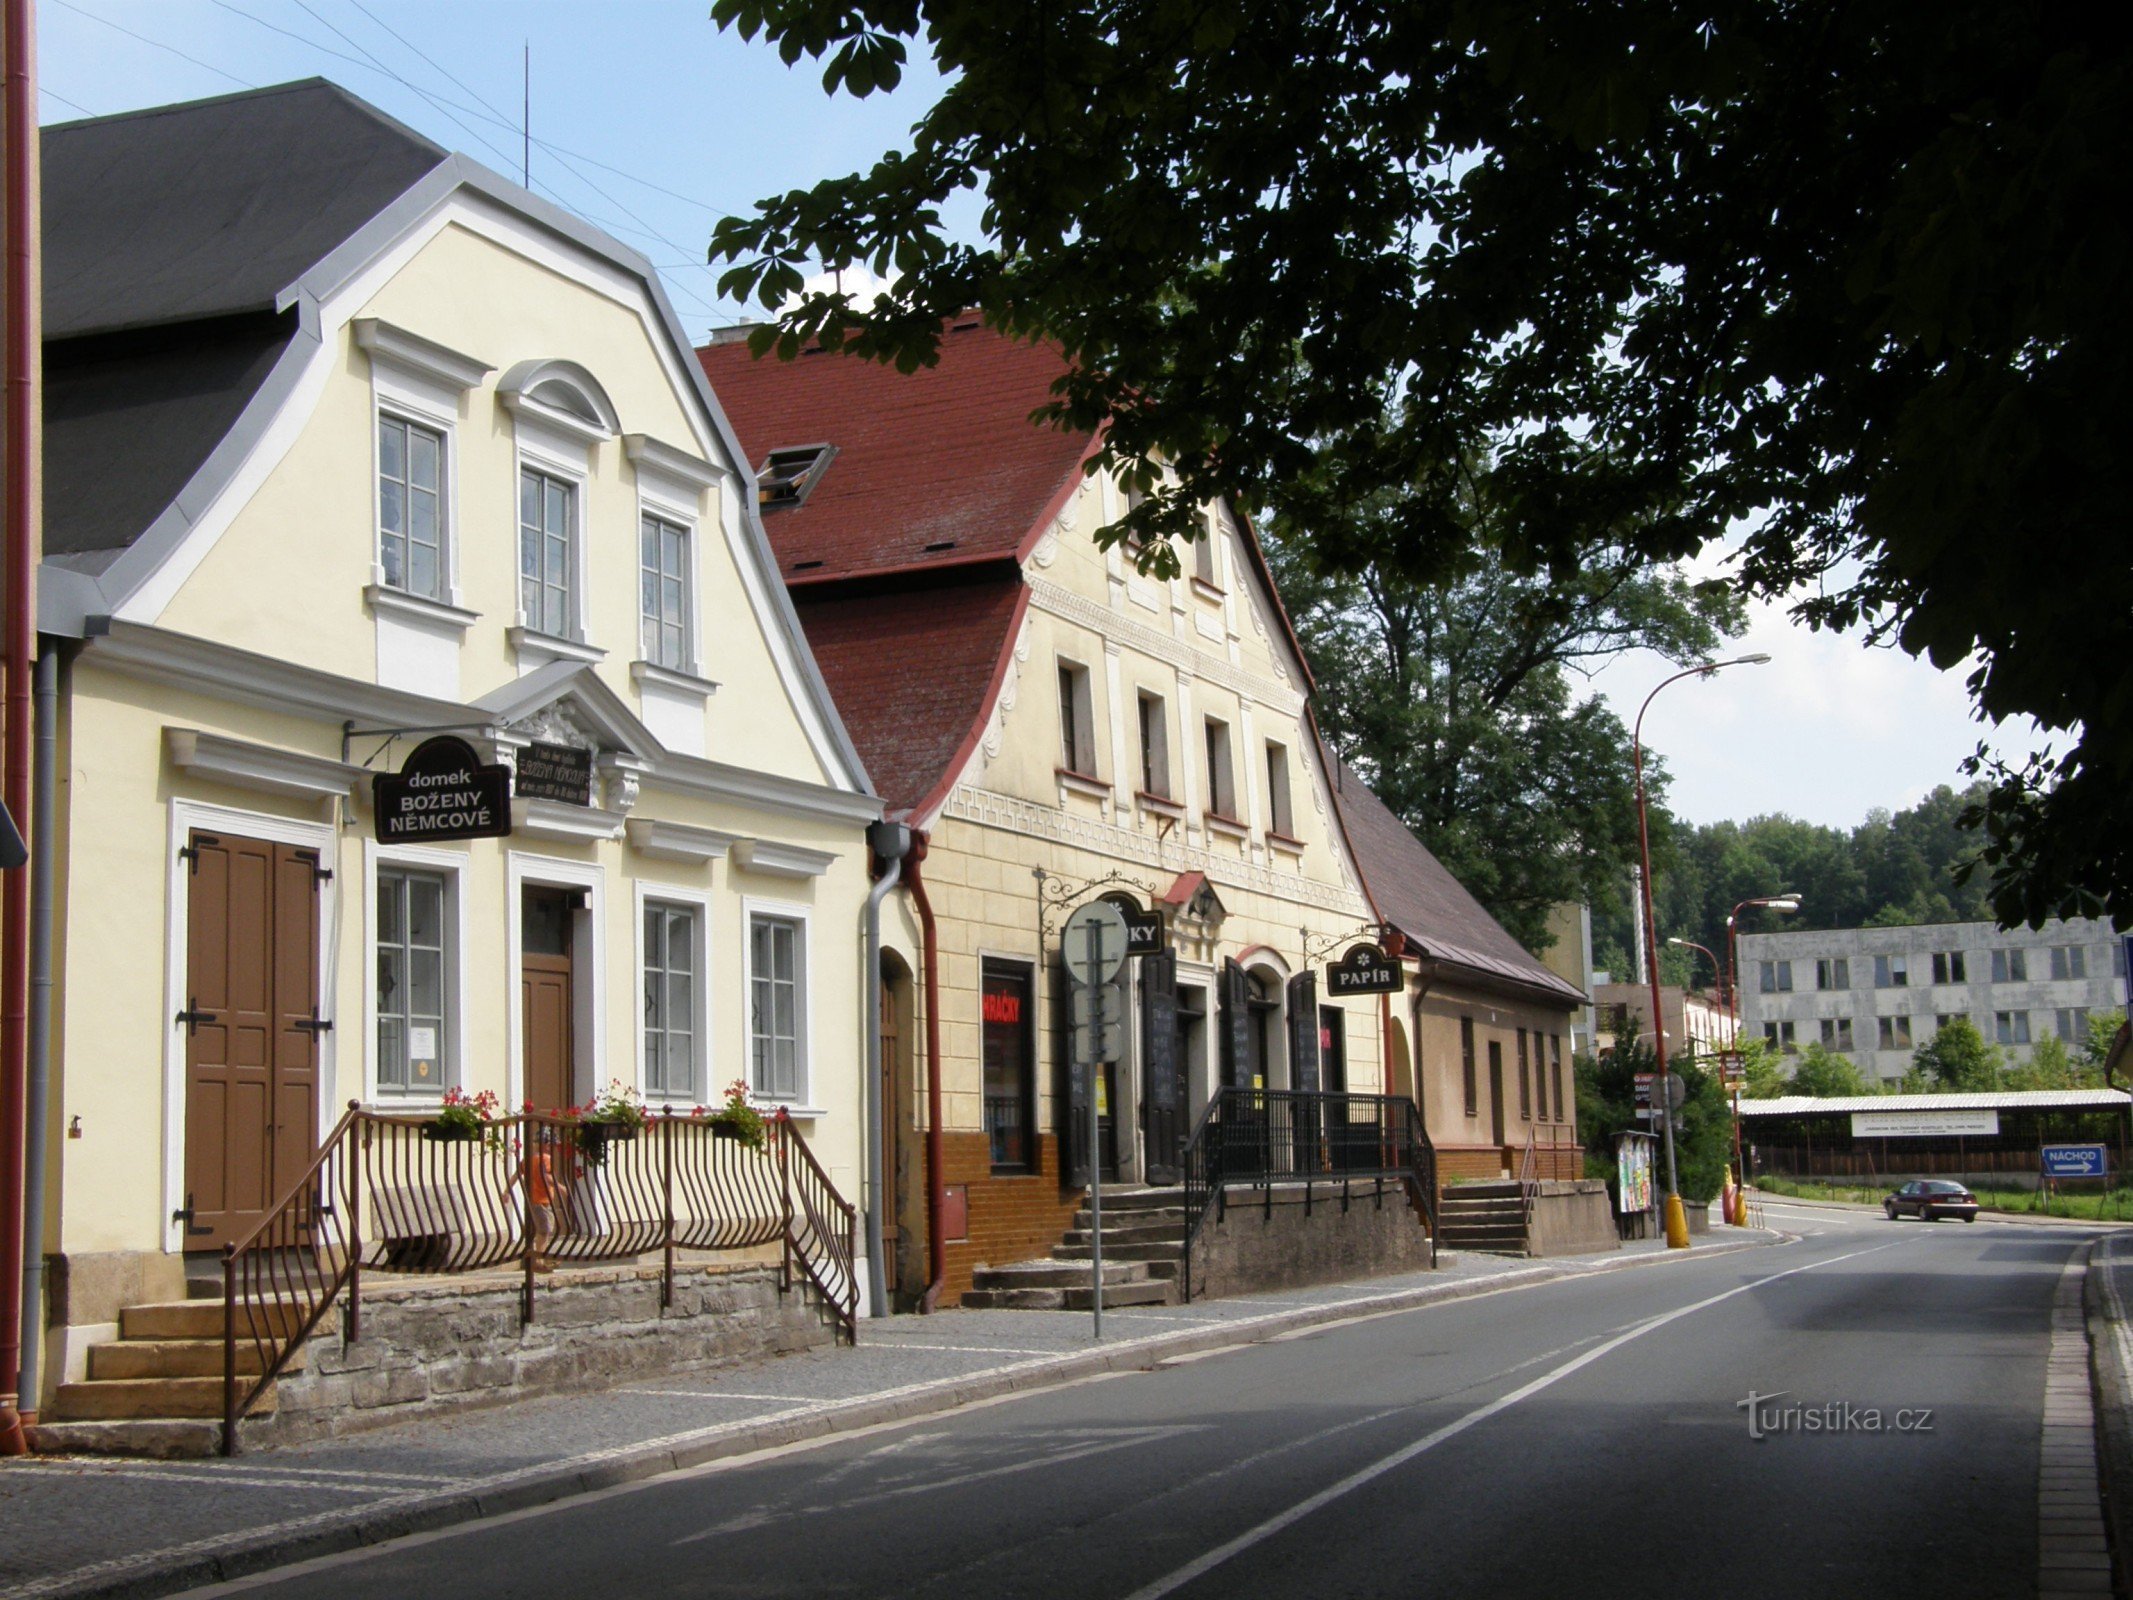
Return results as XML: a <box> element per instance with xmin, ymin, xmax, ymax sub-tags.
<box><xmin>371</xmin><ymin>735</ymin><xmax>512</xmax><ymax>843</ymax></box>
<box><xmin>1326</xmin><ymin>942</ymin><xmax>1403</xmax><ymax>996</ymax></box>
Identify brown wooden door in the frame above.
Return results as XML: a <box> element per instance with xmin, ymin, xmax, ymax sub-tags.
<box><xmin>522</xmin><ymin>955</ymin><xmax>574</xmax><ymax>1112</ymax></box>
<box><xmin>878</xmin><ymin>977</ymin><xmax>900</xmax><ymax>1295</ymax></box>
<box><xmin>182</xmin><ymin>832</ymin><xmax>321</xmax><ymax>1251</ymax></box>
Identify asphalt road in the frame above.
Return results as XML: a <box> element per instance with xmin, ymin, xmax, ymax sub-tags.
<box><xmin>181</xmin><ymin>1205</ymin><xmax>2084</xmax><ymax>1600</ymax></box>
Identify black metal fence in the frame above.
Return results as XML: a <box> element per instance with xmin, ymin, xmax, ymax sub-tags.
<box><xmin>1179</xmin><ymin>1089</ymin><xmax>1437</xmax><ymax>1300</ymax></box>
<box><xmin>223</xmin><ymin>1103</ymin><xmax>855</xmax><ymax>1454</ymax></box>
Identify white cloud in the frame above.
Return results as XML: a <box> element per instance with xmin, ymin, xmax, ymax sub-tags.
<box><xmin>798</xmin><ymin>264</ymin><xmax>900</xmax><ymax>309</ymax></box>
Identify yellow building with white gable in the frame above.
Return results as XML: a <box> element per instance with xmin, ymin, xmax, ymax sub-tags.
<box><xmin>706</xmin><ymin>323</ymin><xmax>1423</xmax><ymax>1306</ymax></box>
<box><xmin>28</xmin><ymin>83</ymin><xmax>878</xmax><ymax>1412</ymax></box>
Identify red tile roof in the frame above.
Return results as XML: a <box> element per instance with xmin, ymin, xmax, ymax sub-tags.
<box><xmin>789</xmin><ymin>578</ymin><xmax>1029</xmax><ymax>819</ymax></box>
<box><xmin>699</xmin><ymin>322</ymin><xmax>1094</xmax><ymax>585</ymax></box>
<box><xmin>1324</xmin><ymin>745</ymin><xmax>1585</xmax><ymax>1007</ymax></box>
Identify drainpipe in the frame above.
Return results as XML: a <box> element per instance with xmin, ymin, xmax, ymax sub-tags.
<box><xmin>0</xmin><ymin>0</ymin><xmax>38</xmax><ymax>1459</ymax></box>
<box><xmin>16</xmin><ymin>646</ymin><xmax>51</xmax><ymax>1422</ymax></box>
<box><xmin>860</xmin><ymin>820</ymin><xmax>911</xmax><ymax>1321</ymax></box>
<box><xmin>904</xmin><ymin>834</ymin><xmax>946</xmax><ymax>1313</ymax></box>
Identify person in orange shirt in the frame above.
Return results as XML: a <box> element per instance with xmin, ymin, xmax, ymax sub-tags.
<box><xmin>517</xmin><ymin>1128</ymin><xmax>568</xmax><ymax>1273</ymax></box>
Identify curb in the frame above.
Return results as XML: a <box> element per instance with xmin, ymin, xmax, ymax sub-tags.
<box><xmin>9</xmin><ymin>1231</ymin><xmax>1779</xmax><ymax>1600</ymax></box>
<box><xmin>2084</xmin><ymin>1237</ymin><xmax>2133</xmax><ymax>1598</ymax></box>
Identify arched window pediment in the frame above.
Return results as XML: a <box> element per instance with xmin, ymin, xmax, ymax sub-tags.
<box><xmin>497</xmin><ymin>358</ymin><xmax>620</xmax><ymax>444</ymax></box>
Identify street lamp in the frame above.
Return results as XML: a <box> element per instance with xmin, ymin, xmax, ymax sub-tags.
<box><xmin>1634</xmin><ymin>654</ymin><xmax>1771</xmax><ymax>1248</ymax></box>
<box><xmin>1727</xmin><ymin>894</ymin><xmax>1801</xmax><ymax>1040</ymax></box>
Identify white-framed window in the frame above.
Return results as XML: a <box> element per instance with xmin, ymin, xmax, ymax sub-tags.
<box><xmin>1137</xmin><ymin>691</ymin><xmax>1171</xmax><ymax>798</ymax></box>
<box><xmin>1995</xmin><ymin>1009</ymin><xmax>2032</xmax><ymax>1046</ymax></box>
<box><xmin>376</xmin><ymin>866</ymin><xmax>451</xmax><ymax>1094</ymax></box>
<box><xmin>639</xmin><ymin>511</ymin><xmax>692</xmax><ymax>671</ymax></box>
<box><xmin>746</xmin><ymin>903</ymin><xmax>811</xmax><ymax>1104</ymax></box>
<box><xmin>2050</xmin><ymin>945</ymin><xmax>2088</xmax><ymax>981</ymax></box>
<box><xmin>365</xmin><ymin>841</ymin><xmax>471</xmax><ymax>1103</ymax></box>
<box><xmin>1877</xmin><ymin>1014</ymin><xmax>1913</xmax><ymax>1050</ymax></box>
<box><xmin>377</xmin><ymin>414</ymin><xmax>446</xmax><ymax>601</ymax></box>
<box><xmin>1194</xmin><ymin>507</ymin><xmax>1221</xmax><ymax>587</ymax></box>
<box><xmin>1874</xmin><ymin>953</ymin><xmax>1909</xmax><ymax>988</ymax></box>
<box><xmin>641</xmin><ymin>895</ymin><xmax>706</xmax><ymax>1102</ymax></box>
<box><xmin>1058</xmin><ymin>659</ymin><xmax>1097</xmax><ymax>775</ymax></box>
<box><xmin>1265</xmin><ymin>741</ymin><xmax>1295</xmax><ymax>838</ymax></box>
<box><xmin>1815</xmin><ymin>957</ymin><xmax>1849</xmax><ymax>990</ymax></box>
<box><xmin>1204</xmin><ymin>716</ymin><xmax>1237</xmax><ymax>818</ymax></box>
<box><xmin>519</xmin><ymin>466</ymin><xmax>578</xmax><ymax>640</ymax></box>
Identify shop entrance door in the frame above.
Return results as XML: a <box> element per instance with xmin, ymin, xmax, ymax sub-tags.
<box><xmin>180</xmin><ymin>831</ymin><xmax>322</xmax><ymax>1251</ymax></box>
<box><xmin>521</xmin><ymin>888</ymin><xmax>577</xmax><ymax>1112</ymax></box>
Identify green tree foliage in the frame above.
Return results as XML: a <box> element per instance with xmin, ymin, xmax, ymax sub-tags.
<box><xmin>1576</xmin><ymin>1038</ymin><xmax>1731</xmax><ymax>1203</ymax></box>
<box><xmin>707</xmin><ymin>0</ymin><xmax>2131</xmax><ymax>926</ymax></box>
<box><xmin>1737</xmin><ymin>1035</ymin><xmax>1789</xmax><ymax>1101</ymax></box>
<box><xmin>2084</xmin><ymin>1008</ymin><xmax>2127</xmax><ymax>1077</ymax></box>
<box><xmin>2003</xmin><ymin>1032</ymin><xmax>2083</xmax><ymax>1091</ymax></box>
<box><xmin>1259</xmin><ymin>513</ymin><xmax>1739</xmax><ymax>948</ymax></box>
<box><xmin>1786</xmin><ymin>1042</ymin><xmax>1873</xmax><ymax>1099</ymax></box>
<box><xmin>1910</xmin><ymin>1016</ymin><xmax>2005</xmax><ymax>1093</ymax></box>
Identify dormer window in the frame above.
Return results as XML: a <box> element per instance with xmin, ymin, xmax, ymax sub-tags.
<box><xmin>758</xmin><ymin>444</ymin><xmax>835</xmax><ymax>509</ymax></box>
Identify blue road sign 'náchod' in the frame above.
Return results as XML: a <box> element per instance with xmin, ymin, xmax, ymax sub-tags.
<box><xmin>2041</xmin><ymin>1143</ymin><xmax>2109</xmax><ymax>1180</ymax></box>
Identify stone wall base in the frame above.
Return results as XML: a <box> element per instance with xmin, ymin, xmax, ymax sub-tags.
<box><xmin>1187</xmin><ymin>1180</ymin><xmax>1435</xmax><ymax>1301</ymax></box>
<box><xmin>254</xmin><ymin>1260</ymin><xmax>830</xmax><ymax>1447</ymax></box>
<box><xmin>1525</xmin><ymin>1180</ymin><xmax>1621</xmax><ymax>1257</ymax></box>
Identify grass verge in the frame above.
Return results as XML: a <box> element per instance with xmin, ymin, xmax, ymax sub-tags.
<box><xmin>1753</xmin><ymin>1173</ymin><xmax>2133</xmax><ymax>1221</ymax></box>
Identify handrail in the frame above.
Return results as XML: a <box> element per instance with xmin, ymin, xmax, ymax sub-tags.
<box><xmin>222</xmin><ymin>1100</ymin><xmax>365</xmax><ymax>1457</ymax></box>
<box><xmin>1180</xmin><ymin>1088</ymin><xmax>1438</xmax><ymax>1300</ymax></box>
<box><xmin>1518</xmin><ymin>1129</ymin><xmax>1540</xmax><ymax>1239</ymax></box>
<box><xmin>774</xmin><ymin>1108</ymin><xmax>859</xmax><ymax>1343</ymax></box>
<box><xmin>221</xmin><ymin>1102</ymin><xmax>855</xmax><ymax>1453</ymax></box>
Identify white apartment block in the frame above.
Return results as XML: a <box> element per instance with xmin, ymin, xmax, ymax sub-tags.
<box><xmin>1737</xmin><ymin>917</ymin><xmax>2130</xmax><ymax>1083</ymax></box>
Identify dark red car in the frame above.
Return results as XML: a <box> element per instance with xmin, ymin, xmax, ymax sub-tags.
<box><xmin>1884</xmin><ymin>1180</ymin><xmax>1979</xmax><ymax>1222</ymax></box>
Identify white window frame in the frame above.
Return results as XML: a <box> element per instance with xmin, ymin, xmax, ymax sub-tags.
<box><xmin>633</xmin><ymin>463</ymin><xmax>707</xmax><ymax>676</ymax></box>
<box><xmin>1136</xmin><ymin>689</ymin><xmax>1171</xmax><ymax>799</ymax></box>
<box><xmin>363</xmin><ymin>841</ymin><xmax>472</xmax><ymax>1105</ymax></box>
<box><xmin>743</xmin><ymin>897</ymin><xmax>817</xmax><ymax>1112</ymax></box>
<box><xmin>359</xmin><ymin>321</ymin><xmax>479</xmax><ymax>618</ymax></box>
<box><xmin>1057</xmin><ymin>657</ymin><xmax>1098</xmax><ymax>777</ymax></box>
<box><xmin>634</xmin><ymin>880</ymin><xmax>714</xmax><ymax>1107</ymax></box>
<box><xmin>504</xmin><ymin>852</ymin><xmax>608</xmax><ymax>1110</ymax></box>
<box><xmin>517</xmin><ymin>458</ymin><xmax>586</xmax><ymax>645</ymax></box>
<box><xmin>162</xmin><ymin>799</ymin><xmax>339</xmax><ymax>1255</ymax></box>
<box><xmin>1204</xmin><ymin>715</ymin><xmax>1238</xmax><ymax>819</ymax></box>
<box><xmin>1264</xmin><ymin>739</ymin><xmax>1295</xmax><ymax>838</ymax></box>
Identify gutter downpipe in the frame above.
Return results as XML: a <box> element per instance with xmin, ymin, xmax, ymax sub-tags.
<box><xmin>860</xmin><ymin>820</ymin><xmax>912</xmax><ymax>1322</ymax></box>
<box><xmin>904</xmin><ymin>834</ymin><xmax>946</xmax><ymax>1313</ymax></box>
<box><xmin>17</xmin><ymin>645</ymin><xmax>50</xmax><ymax>1422</ymax></box>
<box><xmin>0</xmin><ymin>0</ymin><xmax>37</xmax><ymax>1458</ymax></box>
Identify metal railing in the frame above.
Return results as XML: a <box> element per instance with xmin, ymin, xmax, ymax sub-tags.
<box><xmin>1518</xmin><ymin>1129</ymin><xmax>1540</xmax><ymax>1238</ymax></box>
<box><xmin>222</xmin><ymin>1103</ymin><xmax>855</xmax><ymax>1454</ymax></box>
<box><xmin>1179</xmin><ymin>1089</ymin><xmax>1437</xmax><ymax>1301</ymax></box>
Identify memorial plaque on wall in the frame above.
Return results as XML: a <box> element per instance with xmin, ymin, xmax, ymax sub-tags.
<box><xmin>514</xmin><ymin>742</ymin><xmax>594</xmax><ymax>806</ymax></box>
<box><xmin>372</xmin><ymin>735</ymin><xmax>512</xmax><ymax>843</ymax></box>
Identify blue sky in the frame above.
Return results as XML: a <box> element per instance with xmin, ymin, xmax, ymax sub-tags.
<box><xmin>40</xmin><ymin>0</ymin><xmax>2042</xmax><ymax>835</ymax></box>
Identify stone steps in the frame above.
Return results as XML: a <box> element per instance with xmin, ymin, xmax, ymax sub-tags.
<box><xmin>27</xmin><ymin>1419</ymin><xmax>224</xmax><ymax>1460</ymax></box>
<box><xmin>89</xmin><ymin>1337</ymin><xmax>304</xmax><ymax>1381</ymax></box>
<box><xmin>1060</xmin><ymin>1222</ymin><xmax>1181</xmax><ymax>1247</ymax></box>
<box><xmin>123</xmin><ymin>1298</ymin><xmax>308</xmax><ymax>1342</ymax></box>
<box><xmin>53</xmin><ymin>1375</ymin><xmax>278</xmax><ymax>1421</ymax></box>
<box><xmin>1437</xmin><ymin>1189</ymin><xmax>1531</xmax><ymax>1255</ymax></box>
<box><xmin>962</xmin><ymin>1277</ymin><xmax>1174</xmax><ymax>1311</ymax></box>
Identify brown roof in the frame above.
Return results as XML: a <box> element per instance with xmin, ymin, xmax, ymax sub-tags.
<box><xmin>1325</xmin><ymin>748</ymin><xmax>1585</xmax><ymax>1007</ymax></box>
<box><xmin>789</xmin><ymin>577</ymin><xmax>1029</xmax><ymax>819</ymax></box>
<box><xmin>698</xmin><ymin>322</ymin><xmax>1092</xmax><ymax>586</ymax></box>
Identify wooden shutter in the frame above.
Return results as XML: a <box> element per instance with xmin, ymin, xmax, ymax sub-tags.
<box><xmin>1140</xmin><ymin>949</ymin><xmax>1181</xmax><ymax>1184</ymax></box>
<box><xmin>1219</xmin><ymin>958</ymin><xmax>1249</xmax><ymax>1091</ymax></box>
<box><xmin>1287</xmin><ymin>971</ymin><xmax>1320</xmax><ymax>1092</ymax></box>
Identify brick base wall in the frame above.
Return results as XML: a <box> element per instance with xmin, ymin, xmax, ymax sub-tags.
<box><xmin>1437</xmin><ymin>1142</ymin><xmax>1586</xmax><ymax>1185</ymax></box>
<box><xmin>939</xmin><ymin>1130</ymin><xmax>1084</xmax><ymax>1304</ymax></box>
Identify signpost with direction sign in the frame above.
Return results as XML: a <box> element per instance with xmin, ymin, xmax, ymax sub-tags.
<box><xmin>2042</xmin><ymin>1143</ymin><xmax>2109</xmax><ymax>1180</ymax></box>
<box><xmin>1326</xmin><ymin>942</ymin><xmax>1403</xmax><ymax>997</ymax></box>
<box><xmin>371</xmin><ymin>735</ymin><xmax>512</xmax><ymax>844</ymax></box>
<box><xmin>1062</xmin><ymin>900</ymin><xmax>1128</xmax><ymax>1336</ymax></box>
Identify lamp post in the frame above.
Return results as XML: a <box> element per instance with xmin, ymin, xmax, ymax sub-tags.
<box><xmin>1634</xmin><ymin>655</ymin><xmax>1771</xmax><ymax>1248</ymax></box>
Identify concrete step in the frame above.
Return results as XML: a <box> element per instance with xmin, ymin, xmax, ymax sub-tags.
<box><xmin>972</xmin><ymin>1259</ymin><xmax>1154</xmax><ymax>1290</ymax></box>
<box><xmin>53</xmin><ymin>1376</ymin><xmax>277</xmax><ymax>1421</ymax></box>
<box><xmin>960</xmin><ymin>1287</ymin><xmax>1074</xmax><ymax>1310</ymax></box>
<box><xmin>29</xmin><ymin>1419</ymin><xmax>225</xmax><ymax>1459</ymax></box>
<box><xmin>1437</xmin><ymin>1200</ymin><xmax>1524</xmax><ymax>1219</ymax></box>
<box><xmin>1062</xmin><ymin>1222</ymin><xmax>1182</xmax><ymax>1247</ymax></box>
<box><xmin>1052</xmin><ymin>1242</ymin><xmax>1184</xmax><ymax>1266</ymax></box>
<box><xmin>1081</xmin><ymin>1188</ymin><xmax>1186</xmax><ymax>1215</ymax></box>
<box><xmin>1059</xmin><ymin>1278</ymin><xmax>1174</xmax><ymax>1309</ymax></box>
<box><xmin>89</xmin><ymin>1337</ymin><xmax>304</xmax><ymax>1381</ymax></box>
<box><xmin>121</xmin><ymin>1299</ymin><xmax>309</xmax><ymax>1342</ymax></box>
<box><xmin>1447</xmin><ymin>1180</ymin><xmax>1522</xmax><ymax>1199</ymax></box>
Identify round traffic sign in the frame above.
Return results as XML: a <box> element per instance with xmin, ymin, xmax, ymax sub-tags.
<box><xmin>1062</xmin><ymin>900</ymin><xmax>1130</xmax><ymax>985</ymax></box>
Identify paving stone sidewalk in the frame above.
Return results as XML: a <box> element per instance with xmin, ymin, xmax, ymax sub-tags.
<box><xmin>2081</xmin><ymin>1233</ymin><xmax>2133</xmax><ymax>1596</ymax></box>
<box><xmin>0</xmin><ymin>1231</ymin><xmax>1772</xmax><ymax>1600</ymax></box>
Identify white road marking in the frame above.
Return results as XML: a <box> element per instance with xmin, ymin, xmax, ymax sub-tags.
<box><xmin>1118</xmin><ymin>1238</ymin><xmax>1905</xmax><ymax>1600</ymax></box>
<box><xmin>13</xmin><ymin>1466</ymin><xmax>430</xmax><ymax>1495</ymax></box>
<box><xmin>866</xmin><ymin>1342</ymin><xmax>1065</xmax><ymax>1356</ymax></box>
<box><xmin>613</xmin><ymin>1389</ymin><xmax>813</xmax><ymax>1403</ymax></box>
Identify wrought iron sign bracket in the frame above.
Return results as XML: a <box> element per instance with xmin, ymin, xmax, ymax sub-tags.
<box><xmin>1300</xmin><ymin>920</ymin><xmax>1398</xmax><ymax>967</ymax></box>
<box><xmin>1034</xmin><ymin>865</ymin><xmax>1162</xmax><ymax>943</ymax></box>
